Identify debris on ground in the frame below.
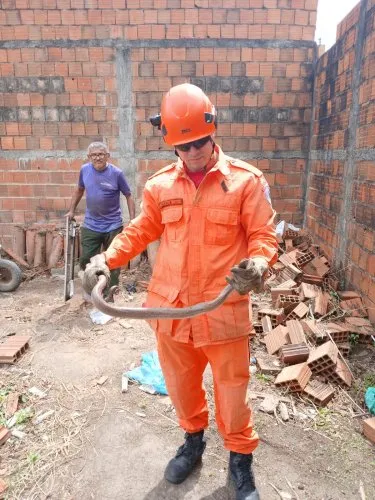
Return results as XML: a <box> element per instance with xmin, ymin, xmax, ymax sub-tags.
<box><xmin>28</xmin><ymin>387</ymin><xmax>46</xmax><ymax>398</ymax></box>
<box><xmin>251</xmin><ymin>221</ymin><xmax>374</xmax><ymax>437</ymax></box>
<box><xmin>0</xmin><ymin>252</ymin><xmax>374</xmax><ymax>498</ymax></box>
<box><xmin>34</xmin><ymin>409</ymin><xmax>54</xmax><ymax>425</ymax></box>
<box><xmin>0</xmin><ymin>425</ymin><xmax>11</xmax><ymax>446</ymax></box>
<box><xmin>278</xmin><ymin>402</ymin><xmax>290</xmax><ymax>422</ymax></box>
<box><xmin>89</xmin><ymin>308</ymin><xmax>113</xmax><ymax>325</ymax></box>
<box><xmin>121</xmin><ymin>374</ymin><xmax>129</xmax><ymax>393</ymax></box>
<box><xmin>0</xmin><ymin>478</ymin><xmax>8</xmax><ymax>497</ymax></box>
<box><xmin>259</xmin><ymin>394</ymin><xmax>279</xmax><ymax>414</ymax></box>
<box><xmin>118</xmin><ymin>320</ymin><xmax>133</xmax><ymax>330</ymax></box>
<box><xmin>95</xmin><ymin>375</ymin><xmax>108</xmax><ymax>386</ymax></box>
<box><xmin>126</xmin><ymin>351</ymin><xmax>167</xmax><ymax>395</ymax></box>
<box><xmin>4</xmin><ymin>391</ymin><xmax>19</xmax><ymax>418</ymax></box>
<box><xmin>139</xmin><ymin>384</ymin><xmax>157</xmax><ymax>395</ymax></box>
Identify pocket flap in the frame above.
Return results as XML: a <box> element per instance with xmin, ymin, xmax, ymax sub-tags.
<box><xmin>148</xmin><ymin>280</ymin><xmax>180</xmax><ymax>303</ymax></box>
<box><xmin>206</xmin><ymin>208</ymin><xmax>239</xmax><ymax>225</ymax></box>
<box><xmin>204</xmin><ymin>289</ymin><xmax>248</xmax><ymax>304</ymax></box>
<box><xmin>161</xmin><ymin>206</ymin><xmax>183</xmax><ymax>224</ymax></box>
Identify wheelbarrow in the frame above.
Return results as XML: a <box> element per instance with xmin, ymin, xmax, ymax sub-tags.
<box><xmin>0</xmin><ymin>244</ymin><xmax>22</xmax><ymax>293</ymax></box>
<box><xmin>0</xmin><ymin>257</ymin><xmax>22</xmax><ymax>293</ymax></box>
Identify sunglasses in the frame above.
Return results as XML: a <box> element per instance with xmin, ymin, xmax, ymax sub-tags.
<box><xmin>175</xmin><ymin>136</ymin><xmax>211</xmax><ymax>152</ymax></box>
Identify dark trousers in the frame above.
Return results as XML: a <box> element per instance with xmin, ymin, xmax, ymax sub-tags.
<box><xmin>80</xmin><ymin>226</ymin><xmax>123</xmax><ymax>289</ymax></box>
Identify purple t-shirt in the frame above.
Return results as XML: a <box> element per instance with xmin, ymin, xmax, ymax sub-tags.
<box><xmin>79</xmin><ymin>162</ymin><xmax>131</xmax><ymax>233</ymax></box>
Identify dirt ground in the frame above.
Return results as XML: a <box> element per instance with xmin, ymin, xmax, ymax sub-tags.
<box><xmin>0</xmin><ymin>269</ymin><xmax>374</xmax><ymax>500</ymax></box>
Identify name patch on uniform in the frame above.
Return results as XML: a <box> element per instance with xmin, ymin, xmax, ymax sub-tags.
<box><xmin>159</xmin><ymin>198</ymin><xmax>183</xmax><ymax>209</ymax></box>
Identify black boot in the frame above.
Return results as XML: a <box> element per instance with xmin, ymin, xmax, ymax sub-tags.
<box><xmin>164</xmin><ymin>430</ymin><xmax>206</xmax><ymax>484</ymax></box>
<box><xmin>229</xmin><ymin>452</ymin><xmax>260</xmax><ymax>500</ymax></box>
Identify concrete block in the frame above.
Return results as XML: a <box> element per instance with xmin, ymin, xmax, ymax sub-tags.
<box><xmin>324</xmin><ymin>322</ymin><xmax>349</xmax><ymax>343</ymax></box>
<box><xmin>279</xmin><ymin>343</ymin><xmax>309</xmax><ymax>365</ymax></box>
<box><xmin>303</xmin><ymin>380</ymin><xmax>335</xmax><ymax>406</ymax></box>
<box><xmin>286</xmin><ymin>320</ymin><xmax>307</xmax><ymax>344</ymax></box>
<box><xmin>287</xmin><ymin>302</ymin><xmax>309</xmax><ymax>320</ymax></box>
<box><xmin>275</xmin><ymin>362</ymin><xmax>312</xmax><ymax>392</ymax></box>
<box><xmin>325</xmin><ymin>358</ymin><xmax>352</xmax><ymax>387</ymax></box>
<box><xmin>307</xmin><ymin>341</ymin><xmax>338</xmax><ymax>374</ymax></box>
<box><xmin>258</xmin><ymin>307</ymin><xmax>285</xmax><ymax>328</ymax></box>
<box><xmin>261</xmin><ymin>315</ymin><xmax>273</xmax><ymax>334</ymax></box>
<box><xmin>313</xmin><ymin>290</ymin><xmax>330</xmax><ymax>317</ymax></box>
<box><xmin>264</xmin><ymin>325</ymin><xmax>290</xmax><ymax>355</ymax></box>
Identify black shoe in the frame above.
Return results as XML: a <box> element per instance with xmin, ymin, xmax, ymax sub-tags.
<box><xmin>164</xmin><ymin>430</ymin><xmax>206</xmax><ymax>484</ymax></box>
<box><xmin>229</xmin><ymin>452</ymin><xmax>260</xmax><ymax>500</ymax></box>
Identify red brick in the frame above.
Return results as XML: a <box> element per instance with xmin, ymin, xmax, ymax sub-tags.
<box><xmin>281</xmin><ymin>9</ymin><xmax>294</xmax><ymax>24</ymax></box>
<box><xmin>286</xmin><ymin>320</ymin><xmax>307</xmax><ymax>344</ymax></box>
<box><xmin>280</xmin><ymin>343</ymin><xmax>310</xmax><ymax>365</ymax></box>
<box><xmin>363</xmin><ymin>417</ymin><xmax>375</xmax><ymax>444</ymax></box>
<box><xmin>267</xmin><ymin>8</ymin><xmax>281</xmax><ymax>24</ymax></box>
<box><xmin>1</xmin><ymin>137</ymin><xmax>14</xmax><ymax>149</ymax></box>
<box><xmin>264</xmin><ymin>325</ymin><xmax>290</xmax><ymax>355</ymax></box>
<box><xmin>5</xmin><ymin>392</ymin><xmax>19</xmax><ymax>419</ymax></box>
<box><xmin>152</xmin><ymin>25</ymin><xmax>165</xmax><ymax>39</ymax></box>
<box><xmin>295</xmin><ymin>9</ymin><xmax>309</xmax><ymax>25</ymax></box>
<box><xmin>325</xmin><ymin>358</ymin><xmax>352</xmax><ymax>387</ymax></box>
<box><xmin>305</xmin><ymin>0</ymin><xmax>318</xmax><ymax>9</ymax></box>
<box><xmin>303</xmin><ymin>380</ymin><xmax>335</xmax><ymax>406</ymax></box>
<box><xmin>88</xmin><ymin>10</ymin><xmax>102</xmax><ymax>24</ymax></box>
<box><xmin>307</xmin><ymin>341</ymin><xmax>338</xmax><ymax>374</ymax></box>
<box><xmin>275</xmin><ymin>362</ymin><xmax>311</xmax><ymax>392</ymax></box>
<box><xmin>0</xmin><ymin>426</ymin><xmax>11</xmax><ymax>446</ymax></box>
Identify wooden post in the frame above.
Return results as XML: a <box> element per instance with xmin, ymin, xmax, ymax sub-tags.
<box><xmin>13</xmin><ymin>226</ymin><xmax>26</xmax><ymax>260</ymax></box>
<box><xmin>34</xmin><ymin>231</ymin><xmax>46</xmax><ymax>267</ymax></box>
<box><xmin>48</xmin><ymin>233</ymin><xmax>63</xmax><ymax>268</ymax></box>
<box><xmin>25</xmin><ymin>229</ymin><xmax>36</xmax><ymax>266</ymax></box>
<box><xmin>46</xmin><ymin>230</ymin><xmax>54</xmax><ymax>258</ymax></box>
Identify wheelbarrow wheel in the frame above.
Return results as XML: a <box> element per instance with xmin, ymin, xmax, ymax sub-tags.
<box><xmin>0</xmin><ymin>258</ymin><xmax>22</xmax><ymax>292</ymax></box>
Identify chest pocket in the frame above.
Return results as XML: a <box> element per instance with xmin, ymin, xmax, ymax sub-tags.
<box><xmin>161</xmin><ymin>206</ymin><xmax>184</xmax><ymax>242</ymax></box>
<box><xmin>204</xmin><ymin>208</ymin><xmax>239</xmax><ymax>246</ymax></box>
<box><xmin>99</xmin><ymin>181</ymin><xmax>117</xmax><ymax>195</ymax></box>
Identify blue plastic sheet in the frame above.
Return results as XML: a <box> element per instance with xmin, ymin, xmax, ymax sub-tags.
<box><xmin>365</xmin><ymin>387</ymin><xmax>375</xmax><ymax>415</ymax></box>
<box><xmin>126</xmin><ymin>351</ymin><xmax>168</xmax><ymax>395</ymax></box>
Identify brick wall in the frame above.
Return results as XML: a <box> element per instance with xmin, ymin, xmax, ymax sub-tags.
<box><xmin>0</xmin><ymin>0</ymin><xmax>317</xmax><ymax>248</ymax></box>
<box><xmin>305</xmin><ymin>0</ymin><xmax>375</xmax><ymax>320</ymax></box>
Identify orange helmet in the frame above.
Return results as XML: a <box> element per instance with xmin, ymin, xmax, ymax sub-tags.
<box><xmin>157</xmin><ymin>83</ymin><xmax>217</xmax><ymax>146</ymax></box>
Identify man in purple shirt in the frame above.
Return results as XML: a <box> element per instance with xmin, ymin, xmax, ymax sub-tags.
<box><xmin>66</xmin><ymin>142</ymin><xmax>135</xmax><ymax>296</ymax></box>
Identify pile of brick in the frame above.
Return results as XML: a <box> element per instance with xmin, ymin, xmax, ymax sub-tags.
<box><xmin>252</xmin><ymin>223</ymin><xmax>374</xmax><ymax>407</ymax></box>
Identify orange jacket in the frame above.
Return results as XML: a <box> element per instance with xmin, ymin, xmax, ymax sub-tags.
<box><xmin>104</xmin><ymin>146</ymin><xmax>277</xmax><ymax>346</ymax></box>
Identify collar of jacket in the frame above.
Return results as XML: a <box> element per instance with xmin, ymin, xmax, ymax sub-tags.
<box><xmin>175</xmin><ymin>144</ymin><xmax>231</xmax><ymax>178</ymax></box>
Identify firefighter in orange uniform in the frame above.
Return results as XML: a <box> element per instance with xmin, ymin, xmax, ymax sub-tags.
<box><xmin>83</xmin><ymin>84</ymin><xmax>277</xmax><ymax>500</ymax></box>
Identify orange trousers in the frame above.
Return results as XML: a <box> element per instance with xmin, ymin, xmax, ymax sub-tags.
<box><xmin>156</xmin><ymin>333</ymin><xmax>259</xmax><ymax>454</ymax></box>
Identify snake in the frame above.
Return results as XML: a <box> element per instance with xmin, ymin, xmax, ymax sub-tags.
<box><xmin>91</xmin><ymin>274</ymin><xmax>235</xmax><ymax>320</ymax></box>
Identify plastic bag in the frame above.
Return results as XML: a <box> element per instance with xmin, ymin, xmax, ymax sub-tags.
<box><xmin>276</xmin><ymin>220</ymin><xmax>301</xmax><ymax>239</ymax></box>
<box><xmin>89</xmin><ymin>308</ymin><xmax>113</xmax><ymax>325</ymax></box>
<box><xmin>276</xmin><ymin>221</ymin><xmax>286</xmax><ymax>239</ymax></box>
<box><xmin>126</xmin><ymin>351</ymin><xmax>168</xmax><ymax>395</ymax></box>
<box><xmin>365</xmin><ymin>387</ymin><xmax>375</xmax><ymax>415</ymax></box>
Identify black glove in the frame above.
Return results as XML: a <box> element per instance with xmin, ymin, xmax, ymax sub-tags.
<box><xmin>82</xmin><ymin>253</ymin><xmax>110</xmax><ymax>295</ymax></box>
<box><xmin>226</xmin><ymin>257</ymin><xmax>268</xmax><ymax>295</ymax></box>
